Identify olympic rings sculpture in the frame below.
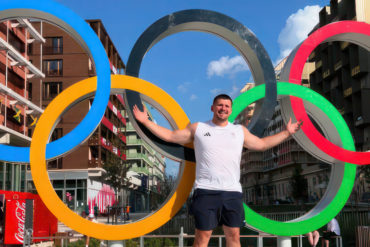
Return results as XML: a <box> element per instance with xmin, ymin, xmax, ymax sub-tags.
<box><xmin>0</xmin><ymin>0</ymin><xmax>369</xmax><ymax>240</ymax></box>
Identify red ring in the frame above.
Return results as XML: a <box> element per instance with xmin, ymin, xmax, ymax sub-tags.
<box><xmin>289</xmin><ymin>21</ymin><xmax>370</xmax><ymax>165</ymax></box>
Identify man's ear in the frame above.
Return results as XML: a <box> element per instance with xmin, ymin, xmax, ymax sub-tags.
<box><xmin>211</xmin><ymin>105</ymin><xmax>214</xmax><ymax>112</ymax></box>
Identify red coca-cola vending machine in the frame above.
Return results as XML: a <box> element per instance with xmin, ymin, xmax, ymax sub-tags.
<box><xmin>0</xmin><ymin>190</ymin><xmax>57</xmax><ymax>245</ymax></box>
<box><xmin>3</xmin><ymin>199</ymin><xmax>29</xmax><ymax>244</ymax></box>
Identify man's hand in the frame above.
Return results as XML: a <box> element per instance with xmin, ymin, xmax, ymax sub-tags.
<box><xmin>286</xmin><ymin>118</ymin><xmax>303</xmax><ymax>135</ymax></box>
<box><xmin>133</xmin><ymin>104</ymin><xmax>149</xmax><ymax>124</ymax></box>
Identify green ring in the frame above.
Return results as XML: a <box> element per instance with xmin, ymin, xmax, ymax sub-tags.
<box><xmin>229</xmin><ymin>82</ymin><xmax>356</xmax><ymax>235</ymax></box>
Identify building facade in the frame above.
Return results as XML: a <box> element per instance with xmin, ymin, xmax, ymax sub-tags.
<box><xmin>0</xmin><ymin>19</ymin><xmax>44</xmax><ymax>193</ymax></box>
<box><xmin>307</xmin><ymin>0</ymin><xmax>370</xmax><ymax>202</ymax></box>
<box><xmin>124</xmin><ymin>108</ymin><xmax>166</xmax><ymax>212</ymax></box>
<box><xmin>239</xmin><ymin>0</ymin><xmax>370</xmax><ymax>206</ymax></box>
<box><xmin>27</xmin><ymin>20</ymin><xmax>127</xmax><ymax>215</ymax></box>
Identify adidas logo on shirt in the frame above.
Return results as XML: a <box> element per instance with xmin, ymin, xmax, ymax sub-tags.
<box><xmin>204</xmin><ymin>132</ymin><xmax>211</xmax><ymax>136</ymax></box>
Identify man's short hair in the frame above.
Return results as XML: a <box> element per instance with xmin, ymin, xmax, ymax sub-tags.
<box><xmin>213</xmin><ymin>94</ymin><xmax>233</xmax><ymax>105</ymax></box>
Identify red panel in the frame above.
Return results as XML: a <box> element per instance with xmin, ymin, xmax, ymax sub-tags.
<box><xmin>0</xmin><ymin>190</ymin><xmax>57</xmax><ymax>243</ymax></box>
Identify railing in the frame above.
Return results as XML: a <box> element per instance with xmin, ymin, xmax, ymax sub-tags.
<box><xmin>22</xmin><ymin>227</ymin><xmax>343</xmax><ymax>247</ymax></box>
<box><xmin>127</xmin><ymin>138</ymin><xmax>164</xmax><ymax>162</ymax></box>
<box><xmin>126</xmin><ymin>153</ymin><xmax>158</xmax><ymax>169</ymax></box>
<box><xmin>129</xmin><ymin>165</ymin><xmax>149</xmax><ymax>174</ymax></box>
<box><xmin>21</xmin><ymin>208</ymin><xmax>367</xmax><ymax>246</ymax></box>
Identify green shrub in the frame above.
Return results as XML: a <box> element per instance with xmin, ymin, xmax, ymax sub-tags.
<box><xmin>68</xmin><ymin>238</ymin><xmax>100</xmax><ymax>247</ymax></box>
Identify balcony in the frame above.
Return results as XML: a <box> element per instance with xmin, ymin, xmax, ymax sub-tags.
<box><xmin>129</xmin><ymin>166</ymin><xmax>149</xmax><ymax>175</ymax></box>
<box><xmin>14</xmin><ymin>18</ymin><xmax>45</xmax><ymax>43</ymax></box>
<box><xmin>241</xmin><ymin>162</ymin><xmax>264</xmax><ymax>174</ymax></box>
<box><xmin>0</xmin><ymin>38</ymin><xmax>44</xmax><ymax>78</ymax></box>
<box><xmin>43</xmin><ymin>46</ymin><xmax>63</xmax><ymax>55</ymax></box>
<box><xmin>126</xmin><ymin>153</ymin><xmax>158</xmax><ymax>168</ymax></box>
<box><xmin>88</xmin><ymin>135</ymin><xmax>100</xmax><ymax>146</ymax></box>
<box><xmin>108</xmin><ymin>101</ymin><xmax>126</xmax><ymax>126</ymax></box>
<box><xmin>88</xmin><ymin>158</ymin><xmax>104</xmax><ymax>168</ymax></box>
<box><xmin>0</xmin><ymin>83</ymin><xmax>43</xmax><ymax>114</ymax></box>
<box><xmin>101</xmin><ymin>116</ymin><xmax>126</xmax><ymax>144</ymax></box>
<box><xmin>127</xmin><ymin>138</ymin><xmax>165</xmax><ymax>163</ymax></box>
<box><xmin>0</xmin><ymin>124</ymin><xmax>31</xmax><ymax>146</ymax></box>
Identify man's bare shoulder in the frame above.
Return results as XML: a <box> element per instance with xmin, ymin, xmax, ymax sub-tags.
<box><xmin>186</xmin><ymin>122</ymin><xmax>199</xmax><ymax>134</ymax></box>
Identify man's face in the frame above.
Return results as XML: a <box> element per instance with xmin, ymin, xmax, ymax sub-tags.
<box><xmin>211</xmin><ymin>98</ymin><xmax>232</xmax><ymax>121</ymax></box>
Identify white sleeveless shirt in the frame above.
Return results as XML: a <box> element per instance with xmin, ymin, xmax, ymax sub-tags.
<box><xmin>193</xmin><ymin>120</ymin><xmax>244</xmax><ymax>192</ymax></box>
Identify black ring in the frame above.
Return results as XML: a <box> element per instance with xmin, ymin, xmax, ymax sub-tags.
<box><xmin>125</xmin><ymin>9</ymin><xmax>277</xmax><ymax>161</ymax></box>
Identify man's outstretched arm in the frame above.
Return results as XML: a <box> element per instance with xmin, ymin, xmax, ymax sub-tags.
<box><xmin>133</xmin><ymin>104</ymin><xmax>196</xmax><ymax>145</ymax></box>
<box><xmin>243</xmin><ymin>118</ymin><xmax>302</xmax><ymax>151</ymax></box>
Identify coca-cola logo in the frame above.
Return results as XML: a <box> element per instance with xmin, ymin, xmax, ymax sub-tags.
<box><xmin>14</xmin><ymin>201</ymin><xmax>26</xmax><ymax>243</ymax></box>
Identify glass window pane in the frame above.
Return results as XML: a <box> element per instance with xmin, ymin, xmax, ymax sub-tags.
<box><xmin>53</xmin><ymin>180</ymin><xmax>64</xmax><ymax>189</ymax></box>
<box><xmin>0</xmin><ymin>162</ymin><xmax>4</xmax><ymax>190</ymax></box>
<box><xmin>5</xmin><ymin>163</ymin><xmax>12</xmax><ymax>190</ymax></box>
<box><xmin>77</xmin><ymin>188</ymin><xmax>85</xmax><ymax>201</ymax></box>
<box><xmin>77</xmin><ymin>179</ymin><xmax>86</xmax><ymax>188</ymax></box>
<box><xmin>66</xmin><ymin>180</ymin><xmax>76</xmax><ymax>188</ymax></box>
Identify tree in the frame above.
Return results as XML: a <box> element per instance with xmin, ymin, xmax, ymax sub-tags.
<box><xmin>102</xmin><ymin>152</ymin><xmax>131</xmax><ymax>195</ymax></box>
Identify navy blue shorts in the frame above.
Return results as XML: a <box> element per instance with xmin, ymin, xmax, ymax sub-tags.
<box><xmin>190</xmin><ymin>188</ymin><xmax>244</xmax><ymax>230</ymax></box>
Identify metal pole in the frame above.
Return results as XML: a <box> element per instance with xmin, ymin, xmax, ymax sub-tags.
<box><xmin>179</xmin><ymin>226</ymin><xmax>184</xmax><ymax>247</ymax></box>
<box><xmin>257</xmin><ymin>236</ymin><xmax>263</xmax><ymax>247</ymax></box>
<box><xmin>22</xmin><ymin>230</ymin><xmax>27</xmax><ymax>247</ymax></box>
<box><xmin>140</xmin><ymin>236</ymin><xmax>144</xmax><ymax>247</ymax></box>
<box><xmin>218</xmin><ymin>236</ymin><xmax>222</xmax><ymax>247</ymax></box>
<box><xmin>277</xmin><ymin>236</ymin><xmax>292</xmax><ymax>247</ymax></box>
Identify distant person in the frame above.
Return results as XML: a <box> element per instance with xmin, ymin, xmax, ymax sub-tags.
<box><xmin>306</xmin><ymin>230</ymin><xmax>319</xmax><ymax>247</ymax></box>
<box><xmin>322</xmin><ymin>218</ymin><xmax>340</xmax><ymax>247</ymax></box>
<box><xmin>133</xmin><ymin>94</ymin><xmax>302</xmax><ymax>247</ymax></box>
<box><xmin>84</xmin><ymin>204</ymin><xmax>89</xmax><ymax>218</ymax></box>
<box><xmin>94</xmin><ymin>205</ymin><xmax>99</xmax><ymax>218</ymax></box>
<box><xmin>125</xmin><ymin>204</ymin><xmax>131</xmax><ymax>220</ymax></box>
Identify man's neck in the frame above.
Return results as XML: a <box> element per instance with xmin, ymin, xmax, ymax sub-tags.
<box><xmin>211</xmin><ymin>118</ymin><xmax>228</xmax><ymax>127</ymax></box>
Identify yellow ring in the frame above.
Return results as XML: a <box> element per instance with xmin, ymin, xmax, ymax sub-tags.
<box><xmin>30</xmin><ymin>75</ymin><xmax>195</xmax><ymax>240</ymax></box>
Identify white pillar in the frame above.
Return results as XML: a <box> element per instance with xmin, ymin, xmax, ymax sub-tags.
<box><xmin>277</xmin><ymin>236</ymin><xmax>292</xmax><ymax>247</ymax></box>
<box><xmin>108</xmin><ymin>240</ymin><xmax>124</xmax><ymax>247</ymax></box>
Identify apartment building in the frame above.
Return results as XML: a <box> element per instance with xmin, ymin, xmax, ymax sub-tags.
<box><xmin>124</xmin><ymin>108</ymin><xmax>166</xmax><ymax>212</ymax></box>
<box><xmin>239</xmin><ymin>0</ymin><xmax>370</xmax><ymax>206</ymax></box>
<box><xmin>238</xmin><ymin>52</ymin><xmax>326</xmax><ymax>205</ymax></box>
<box><xmin>0</xmin><ymin>19</ymin><xmax>44</xmax><ymax>192</ymax></box>
<box><xmin>27</xmin><ymin>20</ymin><xmax>127</xmax><ymax>215</ymax></box>
<box><xmin>307</xmin><ymin>0</ymin><xmax>370</xmax><ymax>201</ymax></box>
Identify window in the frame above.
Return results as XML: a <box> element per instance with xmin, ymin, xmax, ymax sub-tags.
<box><xmin>45</xmin><ymin>37</ymin><xmax>63</xmax><ymax>54</ymax></box>
<box><xmin>43</xmin><ymin>82</ymin><xmax>62</xmax><ymax>100</ymax></box>
<box><xmin>51</xmin><ymin>128</ymin><xmax>63</xmax><ymax>141</ymax></box>
<box><xmin>43</xmin><ymin>60</ymin><xmax>63</xmax><ymax>76</ymax></box>
<box><xmin>48</xmin><ymin>128</ymin><xmax>63</xmax><ymax>169</ymax></box>
<box><xmin>9</xmin><ymin>31</ymin><xmax>24</xmax><ymax>54</ymax></box>
<box><xmin>28</xmin><ymin>83</ymin><xmax>32</xmax><ymax>100</ymax></box>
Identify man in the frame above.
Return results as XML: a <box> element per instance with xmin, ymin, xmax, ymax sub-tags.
<box><xmin>322</xmin><ymin>218</ymin><xmax>340</xmax><ymax>247</ymax></box>
<box><xmin>133</xmin><ymin>94</ymin><xmax>302</xmax><ymax>247</ymax></box>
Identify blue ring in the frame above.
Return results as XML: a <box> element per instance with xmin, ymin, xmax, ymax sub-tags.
<box><xmin>0</xmin><ymin>0</ymin><xmax>111</xmax><ymax>162</ymax></box>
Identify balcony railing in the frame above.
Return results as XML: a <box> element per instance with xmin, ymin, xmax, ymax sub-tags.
<box><xmin>43</xmin><ymin>46</ymin><xmax>63</xmax><ymax>55</ymax></box>
<box><xmin>127</xmin><ymin>138</ymin><xmax>165</xmax><ymax>163</ymax></box>
<box><xmin>129</xmin><ymin>166</ymin><xmax>149</xmax><ymax>174</ymax></box>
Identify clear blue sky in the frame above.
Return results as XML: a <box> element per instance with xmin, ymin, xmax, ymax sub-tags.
<box><xmin>57</xmin><ymin>0</ymin><xmax>328</xmax><ymax>124</ymax></box>
<box><xmin>55</xmin><ymin>0</ymin><xmax>330</xmax><ymax>176</ymax></box>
